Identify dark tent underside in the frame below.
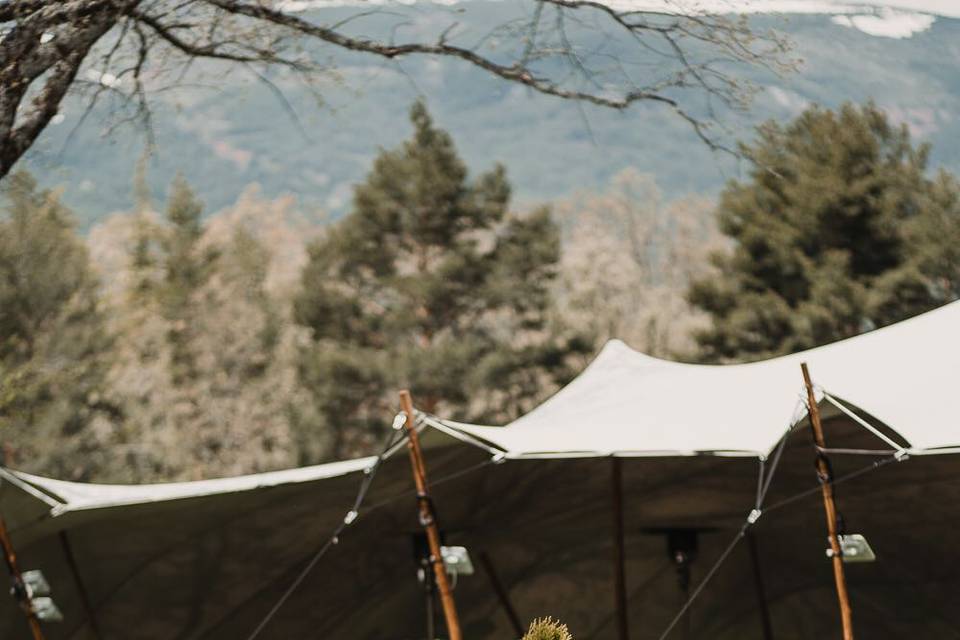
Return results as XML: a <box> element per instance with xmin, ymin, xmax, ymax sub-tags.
<box><xmin>2</xmin><ymin>412</ymin><xmax>959</xmax><ymax>639</ymax></box>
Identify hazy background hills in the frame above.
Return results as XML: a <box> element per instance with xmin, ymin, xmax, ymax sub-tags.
<box><xmin>18</xmin><ymin>2</ymin><xmax>960</xmax><ymax>228</ymax></box>
<box><xmin>6</xmin><ymin>0</ymin><xmax>960</xmax><ymax>485</ymax></box>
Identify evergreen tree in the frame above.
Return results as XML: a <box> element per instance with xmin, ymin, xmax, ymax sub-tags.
<box><xmin>0</xmin><ymin>172</ymin><xmax>117</xmax><ymax>479</ymax></box>
<box><xmin>103</xmin><ymin>186</ymin><xmax>308</xmax><ymax>481</ymax></box>
<box><xmin>294</xmin><ymin>101</ymin><xmax>585</xmax><ymax>458</ymax></box>
<box><xmin>158</xmin><ymin>175</ymin><xmax>217</xmax><ymax>384</ymax></box>
<box><xmin>689</xmin><ymin>103</ymin><xmax>960</xmax><ymax>362</ymax></box>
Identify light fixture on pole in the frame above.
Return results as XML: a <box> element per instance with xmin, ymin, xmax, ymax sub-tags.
<box><xmin>827</xmin><ymin>534</ymin><xmax>876</xmax><ymax>563</ymax></box>
<box><xmin>1</xmin><ymin>516</ymin><xmax>60</xmax><ymax>639</ymax></box>
<box><xmin>440</xmin><ymin>546</ymin><xmax>474</xmax><ymax>578</ymax></box>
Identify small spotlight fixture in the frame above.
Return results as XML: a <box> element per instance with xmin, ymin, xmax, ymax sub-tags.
<box><xmin>21</xmin><ymin>570</ymin><xmax>51</xmax><ymax>597</ymax></box>
<box><xmin>440</xmin><ymin>546</ymin><xmax>474</xmax><ymax>577</ymax></box>
<box><xmin>826</xmin><ymin>534</ymin><xmax>876</xmax><ymax>563</ymax></box>
<box><xmin>14</xmin><ymin>569</ymin><xmax>63</xmax><ymax>622</ymax></box>
<box><xmin>31</xmin><ymin>597</ymin><xmax>63</xmax><ymax>622</ymax></box>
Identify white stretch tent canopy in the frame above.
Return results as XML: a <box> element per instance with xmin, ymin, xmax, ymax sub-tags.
<box><xmin>2</xmin><ymin>301</ymin><xmax>960</xmax><ymax>639</ymax></box>
<box><xmin>453</xmin><ymin>299</ymin><xmax>960</xmax><ymax>457</ymax></box>
<box><xmin>8</xmin><ymin>298</ymin><xmax>960</xmax><ymax>517</ymax></box>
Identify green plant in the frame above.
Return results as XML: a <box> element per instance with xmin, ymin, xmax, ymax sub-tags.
<box><xmin>522</xmin><ymin>617</ymin><xmax>573</xmax><ymax>640</ymax></box>
<box><xmin>293</xmin><ymin>100</ymin><xmax>587</xmax><ymax>459</ymax></box>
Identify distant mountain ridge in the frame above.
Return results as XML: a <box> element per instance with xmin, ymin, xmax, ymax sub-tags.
<box><xmin>18</xmin><ymin>3</ymin><xmax>960</xmax><ymax>228</ymax></box>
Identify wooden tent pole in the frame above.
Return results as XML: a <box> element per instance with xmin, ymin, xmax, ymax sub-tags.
<box><xmin>0</xmin><ymin>516</ymin><xmax>45</xmax><ymax>640</ymax></box>
<box><xmin>611</xmin><ymin>457</ymin><xmax>629</xmax><ymax>640</ymax></box>
<box><xmin>400</xmin><ymin>390</ymin><xmax>462</xmax><ymax>640</ymax></box>
<box><xmin>801</xmin><ymin>363</ymin><xmax>854</xmax><ymax>640</ymax></box>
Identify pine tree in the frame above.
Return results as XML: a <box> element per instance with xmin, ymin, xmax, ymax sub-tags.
<box><xmin>688</xmin><ymin>102</ymin><xmax>960</xmax><ymax>362</ymax></box>
<box><xmin>102</xmin><ymin>186</ymin><xmax>309</xmax><ymax>481</ymax></box>
<box><xmin>0</xmin><ymin>171</ymin><xmax>118</xmax><ymax>479</ymax></box>
<box><xmin>294</xmin><ymin>101</ymin><xmax>586</xmax><ymax>458</ymax></box>
<box><xmin>158</xmin><ymin>175</ymin><xmax>217</xmax><ymax>384</ymax></box>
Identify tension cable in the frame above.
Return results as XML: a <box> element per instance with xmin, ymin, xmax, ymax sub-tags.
<box><xmin>244</xmin><ymin>421</ymin><xmax>405</xmax><ymax>640</ymax></box>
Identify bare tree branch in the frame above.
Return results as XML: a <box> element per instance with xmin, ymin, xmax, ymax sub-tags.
<box><xmin>0</xmin><ymin>0</ymin><xmax>796</xmax><ymax>180</ymax></box>
<box><xmin>1</xmin><ymin>3</ymin><xmax>122</xmax><ymax>174</ymax></box>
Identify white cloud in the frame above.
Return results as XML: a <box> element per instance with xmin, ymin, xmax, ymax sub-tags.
<box><xmin>595</xmin><ymin>1</ymin><xmax>956</xmax><ymax>38</ymax></box>
<box><xmin>831</xmin><ymin>8</ymin><xmax>935</xmax><ymax>38</ymax></box>
<box><xmin>271</xmin><ymin>0</ymin><xmax>958</xmax><ymax>40</ymax></box>
<box><xmin>572</xmin><ymin>1</ymin><xmax>960</xmax><ymax>18</ymax></box>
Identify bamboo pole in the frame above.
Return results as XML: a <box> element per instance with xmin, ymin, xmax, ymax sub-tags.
<box><xmin>610</xmin><ymin>457</ymin><xmax>629</xmax><ymax>640</ymax></box>
<box><xmin>801</xmin><ymin>363</ymin><xmax>854</xmax><ymax>640</ymax></box>
<box><xmin>400</xmin><ymin>390</ymin><xmax>462</xmax><ymax>640</ymax></box>
<box><xmin>0</xmin><ymin>516</ymin><xmax>45</xmax><ymax>640</ymax></box>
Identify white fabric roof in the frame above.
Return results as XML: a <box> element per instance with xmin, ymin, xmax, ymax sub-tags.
<box><xmin>454</xmin><ymin>301</ymin><xmax>960</xmax><ymax>458</ymax></box>
<box><xmin>7</xmin><ymin>302</ymin><xmax>958</xmax><ymax>515</ymax></box>
<box><xmin>7</xmin><ymin>457</ymin><xmax>373</xmax><ymax>515</ymax></box>
<box><xmin>2</xmin><ymin>304</ymin><xmax>959</xmax><ymax>639</ymax></box>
